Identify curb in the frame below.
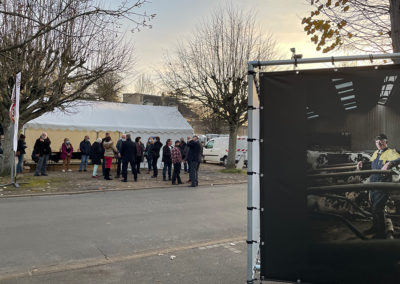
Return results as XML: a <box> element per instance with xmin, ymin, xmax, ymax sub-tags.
<box><xmin>0</xmin><ymin>181</ymin><xmax>248</xmax><ymax>199</ymax></box>
<box><xmin>0</xmin><ymin>236</ymin><xmax>246</xmax><ymax>281</ymax></box>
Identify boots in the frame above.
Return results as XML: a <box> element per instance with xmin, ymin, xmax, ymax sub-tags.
<box><xmin>104</xmin><ymin>168</ymin><xmax>112</xmax><ymax>180</ymax></box>
<box><xmin>364</xmin><ymin>213</ymin><xmax>386</xmax><ymax>239</ymax></box>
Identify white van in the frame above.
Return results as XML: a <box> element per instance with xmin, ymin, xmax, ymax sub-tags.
<box><xmin>203</xmin><ymin>136</ymin><xmax>248</xmax><ymax>166</ymax></box>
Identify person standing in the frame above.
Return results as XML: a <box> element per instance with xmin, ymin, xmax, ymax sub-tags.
<box><xmin>184</xmin><ymin>136</ymin><xmax>191</xmax><ymax>174</ymax></box>
<box><xmin>103</xmin><ymin>136</ymin><xmax>117</xmax><ymax>180</ymax></box>
<box><xmin>60</xmin><ymin>138</ymin><xmax>74</xmax><ymax>172</ymax></box>
<box><xmin>16</xmin><ymin>134</ymin><xmax>27</xmax><ymax>175</ymax></box>
<box><xmin>144</xmin><ymin>137</ymin><xmax>154</xmax><ymax>174</ymax></box>
<box><xmin>135</xmin><ymin>137</ymin><xmax>145</xmax><ymax>174</ymax></box>
<box><xmin>162</xmin><ymin>139</ymin><xmax>173</xmax><ymax>181</ymax></box>
<box><xmin>196</xmin><ymin>141</ymin><xmax>204</xmax><ymax>180</ymax></box>
<box><xmin>34</xmin><ymin>132</ymin><xmax>51</xmax><ymax>176</ymax></box>
<box><xmin>171</xmin><ymin>140</ymin><xmax>183</xmax><ymax>185</ymax></box>
<box><xmin>357</xmin><ymin>134</ymin><xmax>400</xmax><ymax>238</ymax></box>
<box><xmin>151</xmin><ymin>136</ymin><xmax>163</xmax><ymax>178</ymax></box>
<box><xmin>101</xmin><ymin>132</ymin><xmax>111</xmax><ymax>176</ymax></box>
<box><xmin>120</xmin><ymin>134</ymin><xmax>138</xmax><ymax>182</ymax></box>
<box><xmin>187</xmin><ymin>135</ymin><xmax>201</xmax><ymax>187</ymax></box>
<box><xmin>179</xmin><ymin>137</ymin><xmax>187</xmax><ymax>173</ymax></box>
<box><xmin>79</xmin><ymin>136</ymin><xmax>91</xmax><ymax>172</ymax></box>
<box><xmin>115</xmin><ymin>134</ymin><xmax>126</xmax><ymax>178</ymax></box>
<box><xmin>90</xmin><ymin>138</ymin><xmax>103</xmax><ymax>178</ymax></box>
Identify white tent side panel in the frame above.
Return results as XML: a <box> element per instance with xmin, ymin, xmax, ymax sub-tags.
<box><xmin>23</xmin><ymin>101</ymin><xmax>194</xmax><ymax>166</ymax></box>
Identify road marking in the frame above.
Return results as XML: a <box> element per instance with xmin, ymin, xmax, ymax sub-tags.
<box><xmin>0</xmin><ymin>236</ymin><xmax>245</xmax><ymax>281</ymax></box>
<box><xmin>198</xmin><ymin>240</ymin><xmax>244</xmax><ymax>254</ymax></box>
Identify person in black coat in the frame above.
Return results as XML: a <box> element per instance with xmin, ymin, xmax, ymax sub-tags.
<box><xmin>151</xmin><ymin>136</ymin><xmax>163</xmax><ymax>178</ymax></box>
<box><xmin>187</xmin><ymin>136</ymin><xmax>201</xmax><ymax>187</ymax></box>
<box><xmin>135</xmin><ymin>137</ymin><xmax>145</xmax><ymax>174</ymax></box>
<box><xmin>162</xmin><ymin>139</ymin><xmax>173</xmax><ymax>181</ymax></box>
<box><xmin>16</xmin><ymin>134</ymin><xmax>27</xmax><ymax>174</ymax></box>
<box><xmin>144</xmin><ymin>137</ymin><xmax>154</xmax><ymax>174</ymax></box>
<box><xmin>79</xmin><ymin>136</ymin><xmax>91</xmax><ymax>172</ymax></box>
<box><xmin>179</xmin><ymin>137</ymin><xmax>188</xmax><ymax>173</ymax></box>
<box><xmin>115</xmin><ymin>134</ymin><xmax>126</xmax><ymax>178</ymax></box>
<box><xmin>33</xmin><ymin>132</ymin><xmax>51</xmax><ymax>176</ymax></box>
<box><xmin>90</xmin><ymin>138</ymin><xmax>103</xmax><ymax>178</ymax></box>
<box><xmin>119</xmin><ymin>134</ymin><xmax>138</xmax><ymax>182</ymax></box>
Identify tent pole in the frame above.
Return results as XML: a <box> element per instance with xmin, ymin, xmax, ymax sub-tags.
<box><xmin>249</xmin><ymin>52</ymin><xmax>400</xmax><ymax>67</ymax></box>
<box><xmin>247</xmin><ymin>63</ymin><xmax>255</xmax><ymax>284</ymax></box>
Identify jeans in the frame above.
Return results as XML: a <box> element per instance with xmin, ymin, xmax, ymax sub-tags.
<box><xmin>122</xmin><ymin>159</ymin><xmax>137</xmax><ymax>181</ymax></box>
<box><xmin>152</xmin><ymin>156</ymin><xmax>159</xmax><ymax>177</ymax></box>
<box><xmin>189</xmin><ymin>161</ymin><xmax>199</xmax><ymax>186</ymax></box>
<box><xmin>172</xmin><ymin>163</ymin><xmax>182</xmax><ymax>184</ymax></box>
<box><xmin>183</xmin><ymin>161</ymin><xmax>188</xmax><ymax>172</ymax></box>
<box><xmin>163</xmin><ymin>161</ymin><xmax>172</xmax><ymax>179</ymax></box>
<box><xmin>93</xmin><ymin>164</ymin><xmax>99</xmax><ymax>176</ymax></box>
<box><xmin>102</xmin><ymin>158</ymin><xmax>106</xmax><ymax>175</ymax></box>
<box><xmin>17</xmin><ymin>154</ymin><xmax>24</xmax><ymax>173</ymax></box>
<box><xmin>35</xmin><ymin>154</ymin><xmax>49</xmax><ymax>175</ymax></box>
<box><xmin>146</xmin><ymin>156</ymin><xmax>152</xmax><ymax>171</ymax></box>
<box><xmin>369</xmin><ymin>190</ymin><xmax>390</xmax><ymax>238</ymax></box>
<box><xmin>79</xmin><ymin>154</ymin><xmax>89</xmax><ymax>171</ymax></box>
<box><xmin>116</xmin><ymin>158</ymin><xmax>122</xmax><ymax>177</ymax></box>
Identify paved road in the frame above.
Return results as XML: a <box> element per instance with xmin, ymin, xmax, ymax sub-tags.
<box><xmin>0</xmin><ymin>184</ymin><xmax>247</xmax><ymax>283</ymax></box>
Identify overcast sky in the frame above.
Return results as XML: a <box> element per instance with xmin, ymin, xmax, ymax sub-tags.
<box><xmin>124</xmin><ymin>0</ymin><xmax>344</xmax><ymax>92</ymax></box>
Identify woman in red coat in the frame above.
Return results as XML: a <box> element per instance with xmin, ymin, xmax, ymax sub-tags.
<box><xmin>60</xmin><ymin>138</ymin><xmax>74</xmax><ymax>172</ymax></box>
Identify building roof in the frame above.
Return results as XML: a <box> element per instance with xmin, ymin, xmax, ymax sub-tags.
<box><xmin>24</xmin><ymin>101</ymin><xmax>193</xmax><ymax>134</ymax></box>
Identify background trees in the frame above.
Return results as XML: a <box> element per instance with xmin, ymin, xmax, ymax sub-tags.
<box><xmin>302</xmin><ymin>0</ymin><xmax>400</xmax><ymax>53</ymax></box>
<box><xmin>0</xmin><ymin>0</ymin><xmax>153</xmax><ymax>174</ymax></box>
<box><xmin>134</xmin><ymin>74</ymin><xmax>156</xmax><ymax>94</ymax></box>
<box><xmin>160</xmin><ymin>5</ymin><xmax>276</xmax><ymax>168</ymax></box>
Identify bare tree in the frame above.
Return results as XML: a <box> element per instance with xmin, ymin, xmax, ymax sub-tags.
<box><xmin>302</xmin><ymin>0</ymin><xmax>400</xmax><ymax>53</ymax></box>
<box><xmin>160</xmin><ymin>4</ymin><xmax>277</xmax><ymax>168</ymax></box>
<box><xmin>134</xmin><ymin>73</ymin><xmax>156</xmax><ymax>94</ymax></box>
<box><xmin>0</xmin><ymin>0</ymin><xmax>153</xmax><ymax>174</ymax></box>
<box><xmin>92</xmin><ymin>72</ymin><xmax>124</xmax><ymax>102</ymax></box>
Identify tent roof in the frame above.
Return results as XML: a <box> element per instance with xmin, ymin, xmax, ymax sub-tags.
<box><xmin>24</xmin><ymin>101</ymin><xmax>193</xmax><ymax>134</ymax></box>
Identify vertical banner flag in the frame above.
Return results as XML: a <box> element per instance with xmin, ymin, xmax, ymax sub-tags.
<box><xmin>10</xmin><ymin>73</ymin><xmax>21</xmax><ymax>152</ymax></box>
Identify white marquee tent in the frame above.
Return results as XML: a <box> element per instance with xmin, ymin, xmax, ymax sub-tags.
<box><xmin>23</xmin><ymin>101</ymin><xmax>194</xmax><ymax>166</ymax></box>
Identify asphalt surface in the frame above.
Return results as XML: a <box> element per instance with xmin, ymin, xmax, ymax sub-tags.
<box><xmin>0</xmin><ymin>183</ymin><xmax>247</xmax><ymax>283</ymax></box>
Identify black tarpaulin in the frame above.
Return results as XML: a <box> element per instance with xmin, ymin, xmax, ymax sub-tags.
<box><xmin>258</xmin><ymin>64</ymin><xmax>400</xmax><ymax>283</ymax></box>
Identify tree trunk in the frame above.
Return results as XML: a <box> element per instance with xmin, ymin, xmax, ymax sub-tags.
<box><xmin>0</xmin><ymin>123</ymin><xmax>14</xmax><ymax>176</ymax></box>
<box><xmin>226</xmin><ymin>124</ymin><xmax>238</xmax><ymax>169</ymax></box>
<box><xmin>390</xmin><ymin>0</ymin><xmax>400</xmax><ymax>56</ymax></box>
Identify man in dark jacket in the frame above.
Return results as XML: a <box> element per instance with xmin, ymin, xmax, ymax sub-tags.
<box><xmin>151</xmin><ymin>136</ymin><xmax>163</xmax><ymax>178</ymax></box>
<box><xmin>34</xmin><ymin>132</ymin><xmax>51</xmax><ymax>176</ymax></box>
<box><xmin>16</xmin><ymin>134</ymin><xmax>27</xmax><ymax>174</ymax></box>
<box><xmin>162</xmin><ymin>139</ymin><xmax>173</xmax><ymax>181</ymax></box>
<box><xmin>115</xmin><ymin>134</ymin><xmax>126</xmax><ymax>178</ymax></box>
<box><xmin>357</xmin><ymin>134</ymin><xmax>400</xmax><ymax>238</ymax></box>
<box><xmin>179</xmin><ymin>137</ymin><xmax>187</xmax><ymax>173</ymax></box>
<box><xmin>187</xmin><ymin>136</ymin><xmax>201</xmax><ymax>187</ymax></box>
<box><xmin>79</xmin><ymin>136</ymin><xmax>91</xmax><ymax>172</ymax></box>
<box><xmin>135</xmin><ymin>137</ymin><xmax>145</xmax><ymax>174</ymax></box>
<box><xmin>119</xmin><ymin>134</ymin><xmax>138</xmax><ymax>182</ymax></box>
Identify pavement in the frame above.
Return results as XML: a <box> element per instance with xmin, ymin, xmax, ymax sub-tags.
<box><xmin>0</xmin><ymin>183</ymin><xmax>248</xmax><ymax>283</ymax></box>
<box><xmin>0</xmin><ymin>163</ymin><xmax>247</xmax><ymax>197</ymax></box>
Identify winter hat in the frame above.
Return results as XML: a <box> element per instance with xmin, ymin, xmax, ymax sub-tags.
<box><xmin>376</xmin><ymin>134</ymin><xmax>388</xmax><ymax>141</ymax></box>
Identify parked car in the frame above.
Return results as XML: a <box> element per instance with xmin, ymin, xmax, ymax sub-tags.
<box><xmin>203</xmin><ymin>136</ymin><xmax>247</xmax><ymax>166</ymax></box>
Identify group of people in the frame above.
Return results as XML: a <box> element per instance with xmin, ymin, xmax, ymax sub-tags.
<box><xmin>27</xmin><ymin>132</ymin><xmax>203</xmax><ymax>187</ymax></box>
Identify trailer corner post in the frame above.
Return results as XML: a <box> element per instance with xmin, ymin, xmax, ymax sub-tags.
<box><xmin>247</xmin><ymin>63</ymin><xmax>256</xmax><ymax>284</ymax></box>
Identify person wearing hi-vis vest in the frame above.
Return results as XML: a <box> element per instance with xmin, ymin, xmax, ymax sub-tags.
<box><xmin>357</xmin><ymin>134</ymin><xmax>400</xmax><ymax>238</ymax></box>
